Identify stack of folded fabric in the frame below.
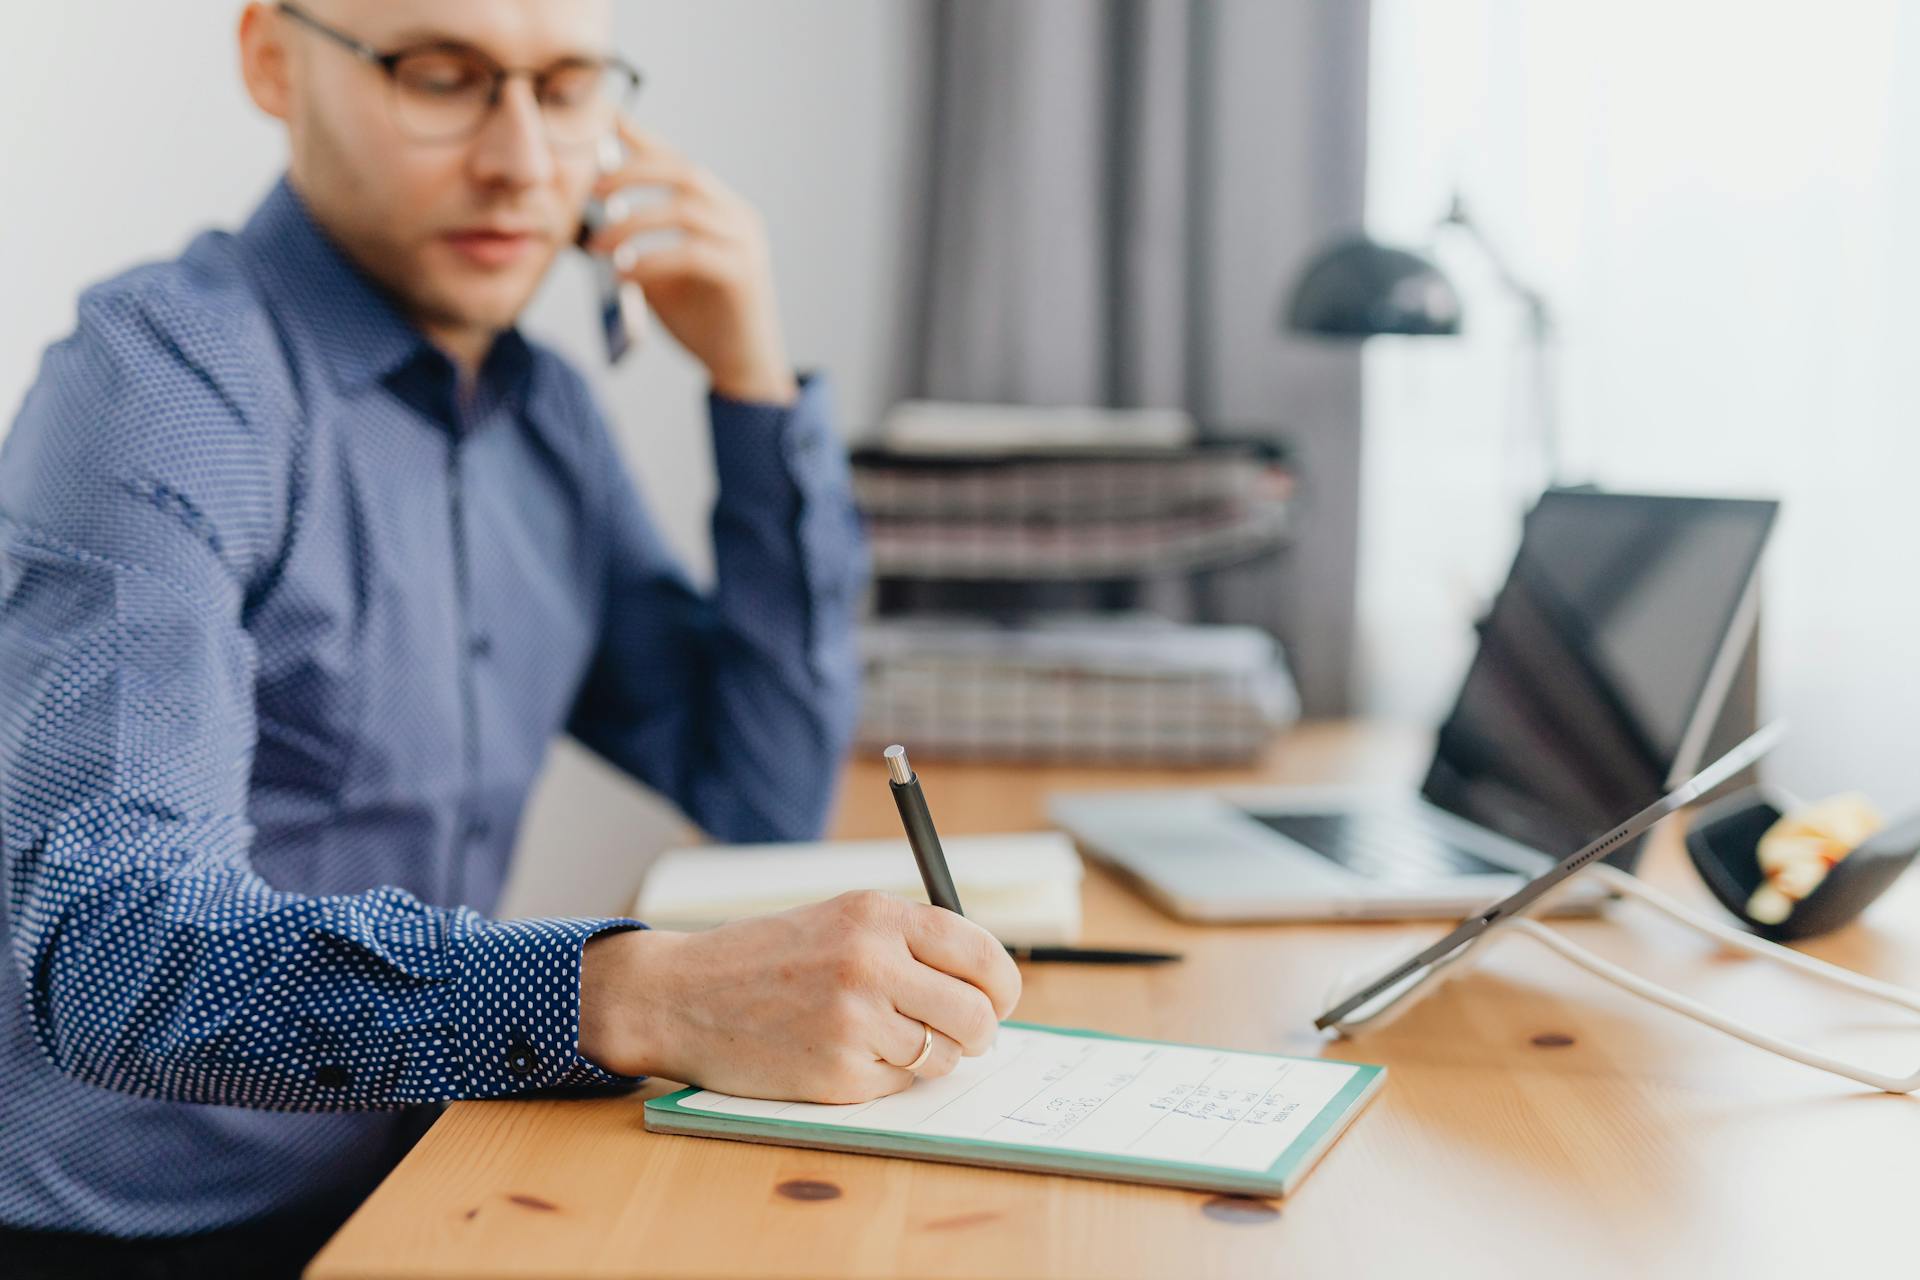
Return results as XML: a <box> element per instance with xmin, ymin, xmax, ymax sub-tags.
<box><xmin>855</xmin><ymin>615</ymin><xmax>1298</xmax><ymax>765</ymax></box>
<box><xmin>850</xmin><ymin>403</ymin><xmax>1298</xmax><ymax>765</ymax></box>
<box><xmin>851</xmin><ymin>437</ymin><xmax>1292</xmax><ymax>580</ymax></box>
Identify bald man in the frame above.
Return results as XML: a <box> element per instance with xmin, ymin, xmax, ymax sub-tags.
<box><xmin>0</xmin><ymin>3</ymin><xmax>1017</xmax><ymax>1272</ymax></box>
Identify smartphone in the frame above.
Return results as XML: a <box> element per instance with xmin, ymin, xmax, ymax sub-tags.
<box><xmin>577</xmin><ymin>133</ymin><xmax>647</xmax><ymax>363</ymax></box>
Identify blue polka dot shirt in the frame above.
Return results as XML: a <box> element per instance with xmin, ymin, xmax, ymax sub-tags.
<box><xmin>0</xmin><ymin>177</ymin><xmax>866</xmax><ymax>1237</ymax></box>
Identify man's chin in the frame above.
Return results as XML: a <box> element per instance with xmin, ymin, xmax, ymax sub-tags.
<box><xmin>412</xmin><ymin>278</ymin><xmax>544</xmax><ymax>340</ymax></box>
<box><xmin>414</xmin><ymin>243</ymin><xmax>558</xmax><ymax>332</ymax></box>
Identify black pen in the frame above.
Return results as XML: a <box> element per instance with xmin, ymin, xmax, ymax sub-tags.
<box><xmin>1007</xmin><ymin>946</ymin><xmax>1182</xmax><ymax>965</ymax></box>
<box><xmin>885</xmin><ymin>744</ymin><xmax>963</xmax><ymax>913</ymax></box>
<box><xmin>883</xmin><ymin>745</ymin><xmax>1183</xmax><ymax>966</ymax></box>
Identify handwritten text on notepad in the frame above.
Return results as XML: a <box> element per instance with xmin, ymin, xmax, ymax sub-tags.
<box><xmin>674</xmin><ymin>1025</ymin><xmax>1357</xmax><ymax>1173</ymax></box>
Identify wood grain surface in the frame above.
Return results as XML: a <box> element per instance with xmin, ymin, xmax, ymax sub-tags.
<box><xmin>307</xmin><ymin>722</ymin><xmax>1920</xmax><ymax>1279</ymax></box>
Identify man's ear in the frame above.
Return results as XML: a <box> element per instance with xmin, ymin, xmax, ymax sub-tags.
<box><xmin>238</xmin><ymin>2</ymin><xmax>293</xmax><ymax>121</ymax></box>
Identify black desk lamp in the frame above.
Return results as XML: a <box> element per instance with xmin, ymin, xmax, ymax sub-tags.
<box><xmin>1286</xmin><ymin>194</ymin><xmax>1562</xmax><ymax>484</ymax></box>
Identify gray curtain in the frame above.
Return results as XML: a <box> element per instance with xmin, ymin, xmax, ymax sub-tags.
<box><xmin>902</xmin><ymin>0</ymin><xmax>1371</xmax><ymax>714</ymax></box>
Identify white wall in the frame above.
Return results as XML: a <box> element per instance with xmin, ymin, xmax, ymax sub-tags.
<box><xmin>1</xmin><ymin>5</ymin><xmax>284</xmax><ymax>421</ymax></box>
<box><xmin>0</xmin><ymin>1</ymin><xmax>931</xmax><ymax>918</ymax></box>
<box><xmin>1362</xmin><ymin>0</ymin><xmax>1920</xmax><ymax>812</ymax></box>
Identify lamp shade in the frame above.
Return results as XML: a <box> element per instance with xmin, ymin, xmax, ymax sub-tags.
<box><xmin>1285</xmin><ymin>237</ymin><xmax>1464</xmax><ymax>337</ymax></box>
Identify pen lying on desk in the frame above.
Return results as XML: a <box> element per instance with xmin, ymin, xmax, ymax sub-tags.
<box><xmin>1006</xmin><ymin>945</ymin><xmax>1182</xmax><ymax>965</ymax></box>
<box><xmin>884</xmin><ymin>744</ymin><xmax>1183</xmax><ymax>967</ymax></box>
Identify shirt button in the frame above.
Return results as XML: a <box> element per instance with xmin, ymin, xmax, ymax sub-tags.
<box><xmin>315</xmin><ymin>1065</ymin><xmax>352</xmax><ymax>1090</ymax></box>
<box><xmin>469</xmin><ymin>633</ymin><xmax>492</xmax><ymax>659</ymax></box>
<box><xmin>466</xmin><ymin>816</ymin><xmax>492</xmax><ymax>842</ymax></box>
<box><xmin>505</xmin><ymin>1039</ymin><xmax>539</xmax><ymax>1078</ymax></box>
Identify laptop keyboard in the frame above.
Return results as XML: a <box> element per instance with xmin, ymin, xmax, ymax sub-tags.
<box><xmin>1251</xmin><ymin>812</ymin><xmax>1516</xmax><ymax>880</ymax></box>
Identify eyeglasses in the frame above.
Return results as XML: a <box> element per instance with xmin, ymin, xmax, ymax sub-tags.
<box><xmin>277</xmin><ymin>2</ymin><xmax>642</xmax><ymax>147</ymax></box>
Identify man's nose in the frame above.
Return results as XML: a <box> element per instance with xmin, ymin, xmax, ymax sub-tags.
<box><xmin>469</xmin><ymin>77</ymin><xmax>555</xmax><ymax>190</ymax></box>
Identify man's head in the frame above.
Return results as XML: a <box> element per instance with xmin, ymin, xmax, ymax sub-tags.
<box><xmin>239</xmin><ymin>0</ymin><xmax>622</xmax><ymax>364</ymax></box>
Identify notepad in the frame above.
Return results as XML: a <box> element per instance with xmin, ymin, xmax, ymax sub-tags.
<box><xmin>644</xmin><ymin>1023</ymin><xmax>1384</xmax><ymax>1197</ymax></box>
<box><xmin>634</xmin><ymin>833</ymin><xmax>1083</xmax><ymax>946</ymax></box>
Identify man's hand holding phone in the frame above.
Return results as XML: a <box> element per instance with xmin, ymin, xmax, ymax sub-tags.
<box><xmin>581</xmin><ymin>117</ymin><xmax>799</xmax><ymax>406</ymax></box>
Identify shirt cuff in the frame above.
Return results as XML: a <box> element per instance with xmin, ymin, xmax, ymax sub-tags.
<box><xmin>708</xmin><ymin>372</ymin><xmax>866</xmax><ymax>676</ymax></box>
<box><xmin>451</xmin><ymin>915</ymin><xmax>647</xmax><ymax>1098</ymax></box>
<box><xmin>708</xmin><ymin>372</ymin><xmax>845</xmax><ymax>511</ymax></box>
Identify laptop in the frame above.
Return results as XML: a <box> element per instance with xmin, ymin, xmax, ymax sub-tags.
<box><xmin>1048</xmin><ymin>490</ymin><xmax>1779</xmax><ymax>921</ymax></box>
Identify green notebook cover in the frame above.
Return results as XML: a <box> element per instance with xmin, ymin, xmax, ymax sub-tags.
<box><xmin>644</xmin><ymin>1021</ymin><xmax>1385</xmax><ymax>1197</ymax></box>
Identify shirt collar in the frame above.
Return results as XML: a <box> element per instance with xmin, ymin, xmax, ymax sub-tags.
<box><xmin>238</xmin><ymin>176</ymin><xmax>425</xmax><ymax>393</ymax></box>
<box><xmin>385</xmin><ymin>330</ymin><xmax>537</xmax><ymax>433</ymax></box>
<box><xmin>236</xmin><ymin>176</ymin><xmax>539</xmax><ymax>428</ymax></box>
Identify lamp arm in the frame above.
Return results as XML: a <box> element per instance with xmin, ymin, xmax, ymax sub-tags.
<box><xmin>1438</xmin><ymin>194</ymin><xmax>1552</xmax><ymax>337</ymax></box>
<box><xmin>1437</xmin><ymin>192</ymin><xmax>1562</xmax><ymax>483</ymax></box>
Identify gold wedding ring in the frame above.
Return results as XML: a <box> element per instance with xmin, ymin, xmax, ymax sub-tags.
<box><xmin>903</xmin><ymin>1023</ymin><xmax>935</xmax><ymax>1073</ymax></box>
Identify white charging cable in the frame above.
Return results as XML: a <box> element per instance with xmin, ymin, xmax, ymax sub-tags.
<box><xmin>1484</xmin><ymin>863</ymin><xmax>1920</xmax><ymax>1092</ymax></box>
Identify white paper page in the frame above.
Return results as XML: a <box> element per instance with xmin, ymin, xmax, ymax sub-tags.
<box><xmin>674</xmin><ymin>1025</ymin><xmax>1364</xmax><ymax>1173</ymax></box>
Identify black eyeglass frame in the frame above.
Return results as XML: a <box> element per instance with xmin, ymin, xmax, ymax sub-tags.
<box><xmin>276</xmin><ymin>1</ymin><xmax>643</xmax><ymax>144</ymax></box>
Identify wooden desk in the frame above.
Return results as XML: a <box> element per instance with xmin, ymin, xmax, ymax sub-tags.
<box><xmin>308</xmin><ymin>722</ymin><xmax>1920</xmax><ymax>1279</ymax></box>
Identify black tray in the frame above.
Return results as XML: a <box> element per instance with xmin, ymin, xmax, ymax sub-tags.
<box><xmin>1684</xmin><ymin>786</ymin><xmax>1920</xmax><ymax>942</ymax></box>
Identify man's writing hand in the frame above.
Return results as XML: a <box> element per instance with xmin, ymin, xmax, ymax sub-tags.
<box><xmin>578</xmin><ymin>892</ymin><xmax>1023</xmax><ymax>1103</ymax></box>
